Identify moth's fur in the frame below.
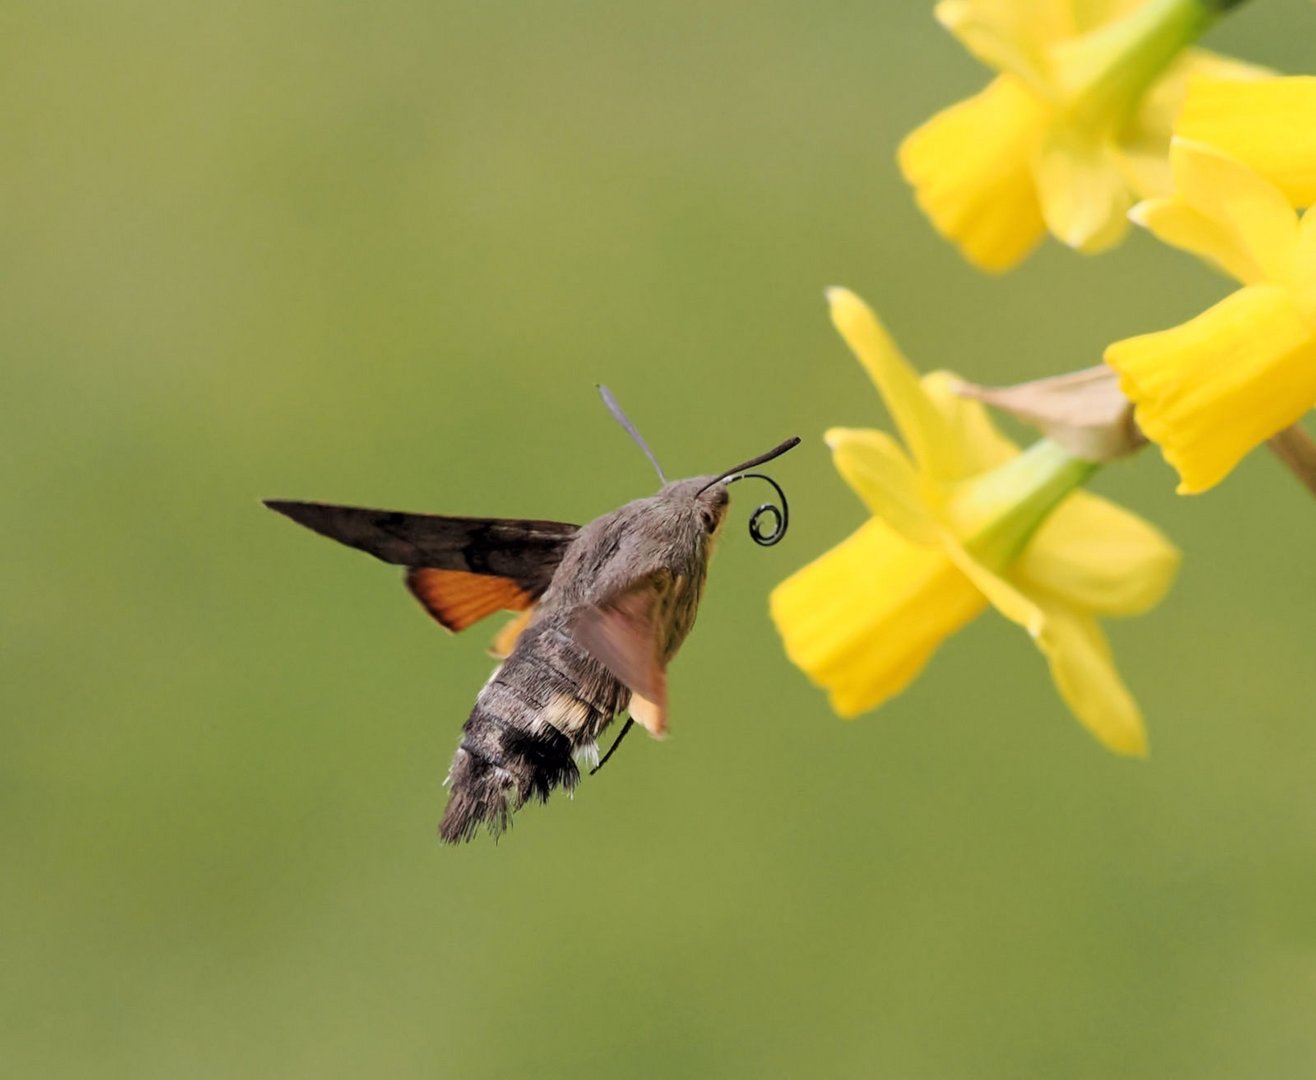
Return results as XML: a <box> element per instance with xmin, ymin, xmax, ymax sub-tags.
<box><xmin>438</xmin><ymin>477</ymin><xmax>729</xmax><ymax>843</ymax></box>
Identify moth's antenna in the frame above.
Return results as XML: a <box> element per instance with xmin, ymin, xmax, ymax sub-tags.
<box><xmin>597</xmin><ymin>385</ymin><xmax>666</xmax><ymax>483</ymax></box>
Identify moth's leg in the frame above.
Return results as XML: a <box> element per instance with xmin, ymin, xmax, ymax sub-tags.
<box><xmin>589</xmin><ymin>718</ymin><xmax>635</xmax><ymax>776</ymax></box>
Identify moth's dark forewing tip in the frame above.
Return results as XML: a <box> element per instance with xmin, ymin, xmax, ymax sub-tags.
<box><xmin>263</xmin><ymin>499</ymin><xmax>334</xmax><ymax>533</ymax></box>
<box><xmin>263</xmin><ymin>500</ymin><xmax>304</xmax><ymax>528</ymax></box>
<box><xmin>263</xmin><ymin>498</ymin><xmax>303</xmax><ymax>519</ymax></box>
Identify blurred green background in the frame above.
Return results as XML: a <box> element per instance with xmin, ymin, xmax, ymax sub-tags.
<box><xmin>4</xmin><ymin>2</ymin><xmax>1314</xmax><ymax>1077</ymax></box>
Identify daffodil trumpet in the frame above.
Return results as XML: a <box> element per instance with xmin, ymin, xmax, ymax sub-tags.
<box><xmin>1106</xmin><ymin>137</ymin><xmax>1316</xmax><ymax>493</ymax></box>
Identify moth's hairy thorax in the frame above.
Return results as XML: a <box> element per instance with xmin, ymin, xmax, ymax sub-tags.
<box><xmin>538</xmin><ymin>479</ymin><xmax>725</xmax><ymax>629</ymax></box>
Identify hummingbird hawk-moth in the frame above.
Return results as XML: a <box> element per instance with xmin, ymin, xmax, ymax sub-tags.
<box><xmin>266</xmin><ymin>388</ymin><xmax>798</xmax><ymax>843</ymax></box>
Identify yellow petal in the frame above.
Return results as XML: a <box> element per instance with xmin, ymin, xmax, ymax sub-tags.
<box><xmin>1171</xmin><ymin>47</ymin><xmax>1271</xmax><ymax>88</ymax></box>
<box><xmin>921</xmin><ymin>371</ymin><xmax>1020</xmax><ymax>476</ymax></box>
<box><xmin>1164</xmin><ymin>137</ymin><xmax>1299</xmax><ymax>285</ymax></box>
<box><xmin>823</xmin><ymin>428</ymin><xmax>940</xmax><ymax>545</ymax></box>
<box><xmin>826</xmin><ymin>288</ymin><xmax>983</xmax><ymax>484</ymax></box>
<box><xmin>1297</xmin><ymin>208</ymin><xmax>1316</xmax><ymax>323</ymax></box>
<box><xmin>934</xmin><ymin>0</ymin><xmax>1072</xmax><ymax>91</ymax></box>
<box><xmin>1105</xmin><ymin>284</ymin><xmax>1316</xmax><ymax>493</ymax></box>
<box><xmin>1129</xmin><ymin>196</ymin><xmax>1261</xmax><ymax>285</ymax></box>
<box><xmin>770</xmin><ymin>519</ymin><xmax>985</xmax><ymax>718</ymax></box>
<box><xmin>1033</xmin><ymin>600</ymin><xmax>1148</xmax><ymax>756</ymax></box>
<box><xmin>1178</xmin><ymin>75</ymin><xmax>1316</xmax><ymax>208</ymax></box>
<box><xmin>1076</xmin><ymin>0</ymin><xmax>1145</xmax><ymax>30</ymax></box>
<box><xmin>1115</xmin><ymin>48</ymin><xmax>1273</xmax><ymax>200</ymax></box>
<box><xmin>943</xmin><ymin>540</ymin><xmax>1045</xmax><ymax>637</ymax></box>
<box><xmin>1034</xmin><ymin>123</ymin><xmax>1133</xmax><ymax>252</ymax></box>
<box><xmin>898</xmin><ymin>75</ymin><xmax>1050</xmax><ymax>272</ymax></box>
<box><xmin>1013</xmin><ymin>490</ymin><xmax>1180</xmax><ymax>615</ymax></box>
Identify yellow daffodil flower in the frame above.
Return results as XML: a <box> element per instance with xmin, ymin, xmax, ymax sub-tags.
<box><xmin>771</xmin><ymin>288</ymin><xmax>1180</xmax><ymax>755</ymax></box>
<box><xmin>899</xmin><ymin>0</ymin><xmax>1265</xmax><ymax>271</ymax></box>
<box><xmin>1105</xmin><ymin>137</ymin><xmax>1316</xmax><ymax>493</ymax></box>
<box><xmin>1178</xmin><ymin>74</ymin><xmax>1316</xmax><ymax>207</ymax></box>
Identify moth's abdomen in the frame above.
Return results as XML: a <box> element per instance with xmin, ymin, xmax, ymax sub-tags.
<box><xmin>438</xmin><ymin>625</ymin><xmax>628</xmax><ymax>844</ymax></box>
<box><xmin>439</xmin><ymin>706</ymin><xmax>578</xmax><ymax>843</ymax></box>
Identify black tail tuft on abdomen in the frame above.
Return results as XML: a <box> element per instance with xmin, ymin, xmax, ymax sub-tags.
<box><xmin>502</xmin><ymin>725</ymin><xmax>580</xmax><ymax>804</ymax></box>
<box><xmin>438</xmin><ymin>747</ymin><xmax>514</xmax><ymax>844</ymax></box>
<box><xmin>438</xmin><ymin>722</ymin><xmax>581</xmax><ymax>844</ymax></box>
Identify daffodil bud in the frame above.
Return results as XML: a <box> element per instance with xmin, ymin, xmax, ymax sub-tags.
<box><xmin>951</xmin><ymin>366</ymin><xmax>1146</xmax><ymax>463</ymax></box>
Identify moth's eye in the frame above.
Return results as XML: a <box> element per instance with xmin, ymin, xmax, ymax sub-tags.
<box><xmin>701</xmin><ymin>509</ymin><xmax>719</xmax><ymax>533</ymax></box>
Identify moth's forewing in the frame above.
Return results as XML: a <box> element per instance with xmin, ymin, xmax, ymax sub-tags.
<box><xmin>264</xmin><ymin>500</ymin><xmax>579</xmax><ymax>631</ymax></box>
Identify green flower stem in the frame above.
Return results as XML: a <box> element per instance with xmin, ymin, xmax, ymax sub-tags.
<box><xmin>1065</xmin><ymin>0</ymin><xmax>1240</xmax><ymax>124</ymax></box>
